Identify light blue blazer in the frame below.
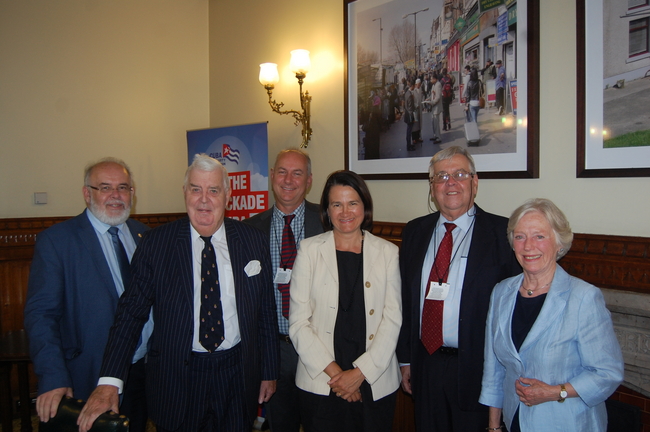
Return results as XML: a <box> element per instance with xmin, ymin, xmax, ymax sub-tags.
<box><xmin>479</xmin><ymin>265</ymin><xmax>624</xmax><ymax>432</ymax></box>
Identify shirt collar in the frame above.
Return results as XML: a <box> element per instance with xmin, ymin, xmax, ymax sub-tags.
<box><xmin>86</xmin><ymin>208</ymin><xmax>125</xmax><ymax>234</ymax></box>
<box><xmin>437</xmin><ymin>205</ymin><xmax>475</xmax><ymax>233</ymax></box>
<box><xmin>190</xmin><ymin>220</ymin><xmax>225</xmax><ymax>242</ymax></box>
<box><xmin>273</xmin><ymin>200</ymin><xmax>305</xmax><ymax>219</ymax></box>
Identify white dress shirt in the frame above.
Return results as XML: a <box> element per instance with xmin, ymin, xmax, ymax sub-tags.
<box><xmin>190</xmin><ymin>223</ymin><xmax>241</xmax><ymax>351</ymax></box>
<box><xmin>419</xmin><ymin>208</ymin><xmax>475</xmax><ymax>348</ymax></box>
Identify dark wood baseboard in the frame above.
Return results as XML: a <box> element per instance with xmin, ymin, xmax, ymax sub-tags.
<box><xmin>1</xmin><ymin>214</ymin><xmax>648</xmax><ymax>431</ymax></box>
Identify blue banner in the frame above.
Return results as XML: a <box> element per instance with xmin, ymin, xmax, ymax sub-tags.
<box><xmin>187</xmin><ymin>122</ymin><xmax>269</xmax><ymax>220</ymax></box>
<box><xmin>497</xmin><ymin>12</ymin><xmax>508</xmax><ymax>45</ymax></box>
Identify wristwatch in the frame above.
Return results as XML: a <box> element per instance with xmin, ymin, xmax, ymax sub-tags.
<box><xmin>558</xmin><ymin>384</ymin><xmax>568</xmax><ymax>403</ymax></box>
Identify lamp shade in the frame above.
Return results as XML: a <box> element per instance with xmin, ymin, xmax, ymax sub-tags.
<box><xmin>259</xmin><ymin>63</ymin><xmax>280</xmax><ymax>86</ymax></box>
<box><xmin>289</xmin><ymin>50</ymin><xmax>311</xmax><ymax>75</ymax></box>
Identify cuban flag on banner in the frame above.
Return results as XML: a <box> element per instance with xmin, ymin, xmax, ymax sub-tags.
<box><xmin>223</xmin><ymin>144</ymin><xmax>241</xmax><ymax>164</ymax></box>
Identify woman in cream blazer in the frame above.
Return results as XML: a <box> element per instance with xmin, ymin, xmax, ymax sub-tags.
<box><xmin>289</xmin><ymin>171</ymin><xmax>401</xmax><ymax>432</ymax></box>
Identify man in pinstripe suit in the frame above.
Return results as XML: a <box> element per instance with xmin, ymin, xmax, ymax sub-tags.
<box><xmin>79</xmin><ymin>154</ymin><xmax>280</xmax><ymax>432</ymax></box>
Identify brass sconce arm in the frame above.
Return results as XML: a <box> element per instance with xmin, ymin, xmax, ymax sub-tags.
<box><xmin>259</xmin><ymin>51</ymin><xmax>313</xmax><ymax>148</ymax></box>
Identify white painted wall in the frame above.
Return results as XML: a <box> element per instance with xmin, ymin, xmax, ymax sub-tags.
<box><xmin>0</xmin><ymin>0</ymin><xmax>209</xmax><ymax>217</ymax></box>
<box><xmin>1</xmin><ymin>0</ymin><xmax>648</xmax><ymax>238</ymax></box>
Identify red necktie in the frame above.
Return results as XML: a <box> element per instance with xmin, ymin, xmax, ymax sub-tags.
<box><xmin>421</xmin><ymin>222</ymin><xmax>456</xmax><ymax>355</ymax></box>
<box><xmin>278</xmin><ymin>214</ymin><xmax>296</xmax><ymax>318</ymax></box>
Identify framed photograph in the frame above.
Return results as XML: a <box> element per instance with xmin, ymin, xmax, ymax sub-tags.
<box><xmin>344</xmin><ymin>0</ymin><xmax>539</xmax><ymax>180</ymax></box>
<box><xmin>576</xmin><ymin>0</ymin><xmax>650</xmax><ymax>178</ymax></box>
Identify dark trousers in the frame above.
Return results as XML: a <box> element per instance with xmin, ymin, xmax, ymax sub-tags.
<box><xmin>496</xmin><ymin>87</ymin><xmax>505</xmax><ymax>111</ymax></box>
<box><xmin>265</xmin><ymin>339</ymin><xmax>301</xmax><ymax>432</ymax></box>
<box><xmin>442</xmin><ymin>97</ymin><xmax>453</xmax><ymax>127</ymax></box>
<box><xmin>406</xmin><ymin>121</ymin><xmax>414</xmax><ymax>147</ymax></box>
<box><xmin>157</xmin><ymin>345</ymin><xmax>247</xmax><ymax>432</ymax></box>
<box><xmin>299</xmin><ymin>388</ymin><xmax>396</xmax><ymax>432</ymax></box>
<box><xmin>120</xmin><ymin>357</ymin><xmax>147</xmax><ymax>432</ymax></box>
<box><xmin>412</xmin><ymin>342</ymin><xmax>484</xmax><ymax>432</ymax></box>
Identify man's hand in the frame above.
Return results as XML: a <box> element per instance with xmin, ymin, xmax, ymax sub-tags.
<box><xmin>400</xmin><ymin>365</ymin><xmax>412</xmax><ymax>394</ymax></box>
<box><xmin>258</xmin><ymin>380</ymin><xmax>277</xmax><ymax>404</ymax></box>
<box><xmin>36</xmin><ymin>387</ymin><xmax>73</xmax><ymax>422</ymax></box>
<box><xmin>77</xmin><ymin>385</ymin><xmax>119</xmax><ymax>432</ymax></box>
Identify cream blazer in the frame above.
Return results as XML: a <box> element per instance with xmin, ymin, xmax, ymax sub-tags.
<box><xmin>289</xmin><ymin>230</ymin><xmax>402</xmax><ymax>401</ymax></box>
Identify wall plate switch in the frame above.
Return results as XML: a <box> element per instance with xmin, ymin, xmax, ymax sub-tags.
<box><xmin>34</xmin><ymin>192</ymin><xmax>48</xmax><ymax>204</ymax></box>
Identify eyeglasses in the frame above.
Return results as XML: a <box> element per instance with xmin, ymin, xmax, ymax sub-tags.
<box><xmin>430</xmin><ymin>170</ymin><xmax>475</xmax><ymax>184</ymax></box>
<box><xmin>86</xmin><ymin>184</ymin><xmax>133</xmax><ymax>194</ymax></box>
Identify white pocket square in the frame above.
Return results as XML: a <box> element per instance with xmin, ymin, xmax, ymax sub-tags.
<box><xmin>245</xmin><ymin>260</ymin><xmax>261</xmax><ymax>277</ymax></box>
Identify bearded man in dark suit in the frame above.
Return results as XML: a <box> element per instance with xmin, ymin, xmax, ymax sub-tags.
<box><xmin>397</xmin><ymin>146</ymin><xmax>520</xmax><ymax>431</ymax></box>
<box><xmin>79</xmin><ymin>154</ymin><xmax>279</xmax><ymax>432</ymax></box>
<box><xmin>24</xmin><ymin>158</ymin><xmax>151</xmax><ymax>432</ymax></box>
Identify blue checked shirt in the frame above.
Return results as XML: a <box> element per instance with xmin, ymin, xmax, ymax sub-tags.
<box><xmin>270</xmin><ymin>201</ymin><xmax>306</xmax><ymax>335</ymax></box>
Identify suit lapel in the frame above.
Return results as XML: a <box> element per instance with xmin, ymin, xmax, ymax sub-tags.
<box><xmin>318</xmin><ymin>231</ymin><xmax>339</xmax><ymax>284</ymax></box>
<box><xmin>462</xmin><ymin>206</ymin><xmax>492</xmax><ymax>290</ymax></box>
<box><xmin>363</xmin><ymin>232</ymin><xmax>380</xmax><ymax>282</ymax></box>
<box><xmin>224</xmin><ymin>219</ymin><xmax>245</xmax><ymax>302</ymax></box>
<box><xmin>496</xmin><ymin>275</ymin><xmax>523</xmax><ymax>361</ymax></box>
<box><xmin>412</xmin><ymin>214</ymin><xmax>439</xmax><ymax>294</ymax></box>
<box><xmin>174</xmin><ymin>218</ymin><xmax>194</xmax><ymax>306</ymax></box>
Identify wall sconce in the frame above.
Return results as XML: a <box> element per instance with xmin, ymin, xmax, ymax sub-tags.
<box><xmin>259</xmin><ymin>49</ymin><xmax>313</xmax><ymax>148</ymax></box>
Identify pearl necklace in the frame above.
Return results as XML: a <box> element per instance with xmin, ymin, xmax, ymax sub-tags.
<box><xmin>521</xmin><ymin>282</ymin><xmax>551</xmax><ymax>297</ymax></box>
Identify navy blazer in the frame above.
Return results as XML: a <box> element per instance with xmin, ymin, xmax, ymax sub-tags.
<box><xmin>24</xmin><ymin>210</ymin><xmax>149</xmax><ymax>401</ymax></box>
<box><xmin>99</xmin><ymin>217</ymin><xmax>279</xmax><ymax>430</ymax></box>
<box><xmin>397</xmin><ymin>205</ymin><xmax>520</xmax><ymax>411</ymax></box>
<box><xmin>244</xmin><ymin>200</ymin><xmax>323</xmax><ymax>238</ymax></box>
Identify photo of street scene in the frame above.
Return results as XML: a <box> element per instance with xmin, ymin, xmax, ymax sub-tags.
<box><xmin>602</xmin><ymin>0</ymin><xmax>650</xmax><ymax>150</ymax></box>
<box><xmin>352</xmin><ymin>0</ymin><xmax>520</xmax><ymax>162</ymax></box>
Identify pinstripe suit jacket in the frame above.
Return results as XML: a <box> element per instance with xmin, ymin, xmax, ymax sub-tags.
<box><xmin>24</xmin><ymin>210</ymin><xmax>148</xmax><ymax>401</ymax></box>
<box><xmin>99</xmin><ymin>217</ymin><xmax>279</xmax><ymax>430</ymax></box>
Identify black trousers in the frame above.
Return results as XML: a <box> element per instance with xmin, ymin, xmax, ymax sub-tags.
<box><xmin>265</xmin><ymin>338</ymin><xmax>301</xmax><ymax>432</ymax></box>
<box><xmin>412</xmin><ymin>342</ymin><xmax>485</xmax><ymax>432</ymax></box>
<box><xmin>299</xmin><ymin>387</ymin><xmax>397</xmax><ymax>432</ymax></box>
<box><xmin>120</xmin><ymin>357</ymin><xmax>147</xmax><ymax>432</ymax></box>
<box><xmin>157</xmin><ymin>345</ymin><xmax>247</xmax><ymax>432</ymax></box>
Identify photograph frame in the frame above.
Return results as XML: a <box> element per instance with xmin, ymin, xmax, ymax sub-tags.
<box><xmin>344</xmin><ymin>0</ymin><xmax>540</xmax><ymax>180</ymax></box>
<box><xmin>576</xmin><ymin>0</ymin><xmax>650</xmax><ymax>178</ymax></box>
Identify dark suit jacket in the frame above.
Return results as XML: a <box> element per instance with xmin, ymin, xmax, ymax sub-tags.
<box><xmin>99</xmin><ymin>217</ymin><xmax>280</xmax><ymax>430</ymax></box>
<box><xmin>244</xmin><ymin>200</ymin><xmax>323</xmax><ymax>238</ymax></box>
<box><xmin>396</xmin><ymin>205</ymin><xmax>520</xmax><ymax>411</ymax></box>
<box><xmin>24</xmin><ymin>210</ymin><xmax>149</xmax><ymax>401</ymax></box>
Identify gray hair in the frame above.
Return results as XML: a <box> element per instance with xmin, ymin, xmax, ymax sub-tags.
<box><xmin>429</xmin><ymin>146</ymin><xmax>477</xmax><ymax>177</ymax></box>
<box><xmin>184</xmin><ymin>154</ymin><xmax>230</xmax><ymax>190</ymax></box>
<box><xmin>84</xmin><ymin>157</ymin><xmax>133</xmax><ymax>185</ymax></box>
<box><xmin>274</xmin><ymin>148</ymin><xmax>312</xmax><ymax>176</ymax></box>
<box><xmin>507</xmin><ymin>198</ymin><xmax>573</xmax><ymax>260</ymax></box>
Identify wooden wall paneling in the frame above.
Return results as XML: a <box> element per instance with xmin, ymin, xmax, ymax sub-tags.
<box><xmin>1</xmin><ymin>215</ymin><xmax>649</xmax><ymax>428</ymax></box>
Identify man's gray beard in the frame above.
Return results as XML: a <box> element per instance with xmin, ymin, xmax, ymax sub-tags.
<box><xmin>88</xmin><ymin>196</ymin><xmax>131</xmax><ymax>226</ymax></box>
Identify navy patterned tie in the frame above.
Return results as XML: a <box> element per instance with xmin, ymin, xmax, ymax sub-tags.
<box><xmin>199</xmin><ymin>236</ymin><xmax>224</xmax><ymax>351</ymax></box>
<box><xmin>108</xmin><ymin>226</ymin><xmax>130</xmax><ymax>289</ymax></box>
<box><xmin>421</xmin><ymin>222</ymin><xmax>456</xmax><ymax>355</ymax></box>
<box><xmin>278</xmin><ymin>214</ymin><xmax>296</xmax><ymax>318</ymax></box>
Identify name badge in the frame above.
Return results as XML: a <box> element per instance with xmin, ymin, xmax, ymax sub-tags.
<box><xmin>426</xmin><ymin>282</ymin><xmax>450</xmax><ymax>301</ymax></box>
<box><xmin>274</xmin><ymin>268</ymin><xmax>292</xmax><ymax>284</ymax></box>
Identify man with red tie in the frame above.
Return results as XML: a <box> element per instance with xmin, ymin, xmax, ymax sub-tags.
<box><xmin>397</xmin><ymin>146</ymin><xmax>520</xmax><ymax>431</ymax></box>
<box><xmin>245</xmin><ymin>149</ymin><xmax>323</xmax><ymax>432</ymax></box>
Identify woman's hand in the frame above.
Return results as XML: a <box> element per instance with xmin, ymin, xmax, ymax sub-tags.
<box><xmin>328</xmin><ymin>368</ymin><xmax>365</xmax><ymax>402</ymax></box>
<box><xmin>515</xmin><ymin>377</ymin><xmax>576</xmax><ymax>407</ymax></box>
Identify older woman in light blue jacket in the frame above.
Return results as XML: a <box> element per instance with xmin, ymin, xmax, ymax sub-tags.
<box><xmin>479</xmin><ymin>199</ymin><xmax>623</xmax><ymax>432</ymax></box>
